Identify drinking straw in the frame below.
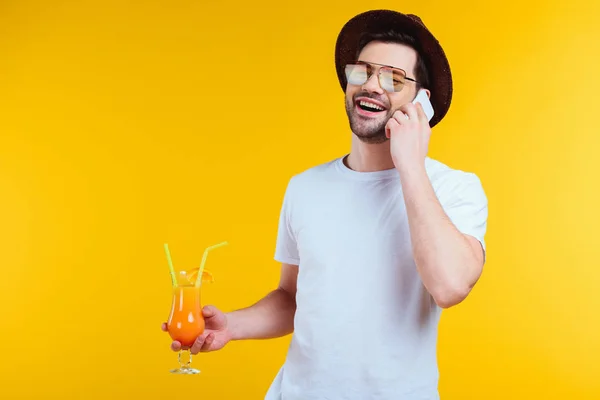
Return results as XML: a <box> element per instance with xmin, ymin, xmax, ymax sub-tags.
<box><xmin>195</xmin><ymin>241</ymin><xmax>228</xmax><ymax>287</ymax></box>
<box><xmin>164</xmin><ymin>243</ymin><xmax>178</xmax><ymax>288</ymax></box>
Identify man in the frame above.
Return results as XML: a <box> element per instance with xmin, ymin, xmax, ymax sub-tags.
<box><xmin>162</xmin><ymin>9</ymin><xmax>488</xmax><ymax>399</ymax></box>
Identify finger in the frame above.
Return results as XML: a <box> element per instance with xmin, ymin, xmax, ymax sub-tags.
<box><xmin>391</xmin><ymin>110</ymin><xmax>408</xmax><ymax>125</ymax></box>
<box><xmin>161</xmin><ymin>323</ymin><xmax>168</xmax><ymax>332</ymax></box>
<box><xmin>385</xmin><ymin>117</ymin><xmax>400</xmax><ymax>139</ymax></box>
<box><xmin>414</xmin><ymin>102</ymin><xmax>428</xmax><ymax>124</ymax></box>
<box><xmin>171</xmin><ymin>341</ymin><xmax>182</xmax><ymax>352</ymax></box>
<box><xmin>190</xmin><ymin>333</ymin><xmax>209</xmax><ymax>355</ymax></box>
<box><xmin>399</xmin><ymin>102</ymin><xmax>418</xmax><ymax>121</ymax></box>
<box><xmin>200</xmin><ymin>333</ymin><xmax>216</xmax><ymax>352</ymax></box>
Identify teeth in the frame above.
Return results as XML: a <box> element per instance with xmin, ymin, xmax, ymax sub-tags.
<box><xmin>359</xmin><ymin>101</ymin><xmax>384</xmax><ymax>111</ymax></box>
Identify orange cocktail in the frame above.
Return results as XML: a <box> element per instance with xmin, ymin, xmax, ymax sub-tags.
<box><xmin>167</xmin><ymin>285</ymin><xmax>205</xmax><ymax>347</ymax></box>
<box><xmin>164</xmin><ymin>241</ymin><xmax>226</xmax><ymax>375</ymax></box>
<box><xmin>166</xmin><ymin>268</ymin><xmax>214</xmax><ymax>374</ymax></box>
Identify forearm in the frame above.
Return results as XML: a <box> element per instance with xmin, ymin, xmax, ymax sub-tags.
<box><xmin>226</xmin><ymin>288</ymin><xmax>296</xmax><ymax>341</ymax></box>
<box><xmin>399</xmin><ymin>165</ymin><xmax>481</xmax><ymax>308</ymax></box>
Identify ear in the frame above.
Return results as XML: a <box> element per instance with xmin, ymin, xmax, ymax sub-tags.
<box><xmin>412</xmin><ymin>87</ymin><xmax>431</xmax><ymax>100</ymax></box>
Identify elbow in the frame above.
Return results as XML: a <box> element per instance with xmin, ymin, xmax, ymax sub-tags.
<box><xmin>431</xmin><ymin>284</ymin><xmax>472</xmax><ymax>309</ymax></box>
<box><xmin>429</xmin><ymin>259</ymin><xmax>483</xmax><ymax>309</ymax></box>
<box><xmin>417</xmin><ymin>249</ymin><xmax>483</xmax><ymax>309</ymax></box>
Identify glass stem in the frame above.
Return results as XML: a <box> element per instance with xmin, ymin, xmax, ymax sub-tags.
<box><xmin>178</xmin><ymin>350</ymin><xmax>192</xmax><ymax>370</ymax></box>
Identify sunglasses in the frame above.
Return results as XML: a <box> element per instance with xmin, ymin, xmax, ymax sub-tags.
<box><xmin>344</xmin><ymin>61</ymin><xmax>419</xmax><ymax>93</ymax></box>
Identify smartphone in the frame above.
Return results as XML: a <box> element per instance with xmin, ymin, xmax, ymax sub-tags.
<box><xmin>412</xmin><ymin>89</ymin><xmax>434</xmax><ymax>122</ymax></box>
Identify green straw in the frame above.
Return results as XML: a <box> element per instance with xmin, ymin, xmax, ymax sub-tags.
<box><xmin>195</xmin><ymin>241</ymin><xmax>228</xmax><ymax>287</ymax></box>
<box><xmin>164</xmin><ymin>243</ymin><xmax>178</xmax><ymax>288</ymax></box>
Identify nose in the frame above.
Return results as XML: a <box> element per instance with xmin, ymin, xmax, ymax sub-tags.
<box><xmin>361</xmin><ymin>72</ymin><xmax>384</xmax><ymax>94</ymax></box>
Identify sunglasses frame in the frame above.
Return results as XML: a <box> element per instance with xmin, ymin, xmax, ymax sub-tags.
<box><xmin>344</xmin><ymin>61</ymin><xmax>420</xmax><ymax>93</ymax></box>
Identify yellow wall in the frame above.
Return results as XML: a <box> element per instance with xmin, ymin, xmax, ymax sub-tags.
<box><xmin>1</xmin><ymin>0</ymin><xmax>599</xmax><ymax>398</ymax></box>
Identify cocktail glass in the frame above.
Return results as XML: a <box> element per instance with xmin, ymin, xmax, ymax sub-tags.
<box><xmin>167</xmin><ymin>273</ymin><xmax>205</xmax><ymax>374</ymax></box>
<box><xmin>163</xmin><ymin>242</ymin><xmax>226</xmax><ymax>374</ymax></box>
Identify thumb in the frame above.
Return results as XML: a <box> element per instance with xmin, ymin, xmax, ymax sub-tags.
<box><xmin>202</xmin><ymin>305</ymin><xmax>220</xmax><ymax>318</ymax></box>
<box><xmin>202</xmin><ymin>305</ymin><xmax>227</xmax><ymax>327</ymax></box>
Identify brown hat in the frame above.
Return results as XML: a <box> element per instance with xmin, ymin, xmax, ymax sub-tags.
<box><xmin>335</xmin><ymin>9</ymin><xmax>453</xmax><ymax>128</ymax></box>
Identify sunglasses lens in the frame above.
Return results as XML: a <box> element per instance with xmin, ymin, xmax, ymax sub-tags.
<box><xmin>379</xmin><ymin>68</ymin><xmax>395</xmax><ymax>92</ymax></box>
<box><xmin>345</xmin><ymin>63</ymin><xmax>407</xmax><ymax>93</ymax></box>
<box><xmin>345</xmin><ymin>64</ymin><xmax>368</xmax><ymax>86</ymax></box>
<box><xmin>380</xmin><ymin>68</ymin><xmax>406</xmax><ymax>92</ymax></box>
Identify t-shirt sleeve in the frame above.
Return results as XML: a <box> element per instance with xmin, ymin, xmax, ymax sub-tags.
<box><xmin>274</xmin><ymin>177</ymin><xmax>300</xmax><ymax>266</ymax></box>
<box><xmin>440</xmin><ymin>172</ymin><xmax>489</xmax><ymax>253</ymax></box>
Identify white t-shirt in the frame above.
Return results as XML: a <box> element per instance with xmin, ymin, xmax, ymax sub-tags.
<box><xmin>265</xmin><ymin>156</ymin><xmax>488</xmax><ymax>400</ymax></box>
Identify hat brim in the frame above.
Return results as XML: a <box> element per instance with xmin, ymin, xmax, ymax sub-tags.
<box><xmin>335</xmin><ymin>10</ymin><xmax>453</xmax><ymax>128</ymax></box>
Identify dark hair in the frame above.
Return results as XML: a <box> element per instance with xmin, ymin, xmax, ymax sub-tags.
<box><xmin>356</xmin><ymin>30</ymin><xmax>430</xmax><ymax>90</ymax></box>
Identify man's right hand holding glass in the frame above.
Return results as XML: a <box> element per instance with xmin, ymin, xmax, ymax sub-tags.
<box><xmin>162</xmin><ymin>305</ymin><xmax>232</xmax><ymax>354</ymax></box>
<box><xmin>162</xmin><ymin>263</ymin><xmax>299</xmax><ymax>355</ymax></box>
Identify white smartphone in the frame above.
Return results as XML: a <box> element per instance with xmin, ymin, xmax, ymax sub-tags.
<box><xmin>412</xmin><ymin>89</ymin><xmax>434</xmax><ymax>122</ymax></box>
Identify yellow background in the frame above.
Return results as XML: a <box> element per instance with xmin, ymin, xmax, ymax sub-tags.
<box><xmin>1</xmin><ymin>0</ymin><xmax>599</xmax><ymax>398</ymax></box>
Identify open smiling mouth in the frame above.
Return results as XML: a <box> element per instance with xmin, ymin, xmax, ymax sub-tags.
<box><xmin>355</xmin><ymin>99</ymin><xmax>387</xmax><ymax>115</ymax></box>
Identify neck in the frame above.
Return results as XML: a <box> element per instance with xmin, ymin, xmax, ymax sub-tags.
<box><xmin>345</xmin><ymin>135</ymin><xmax>396</xmax><ymax>172</ymax></box>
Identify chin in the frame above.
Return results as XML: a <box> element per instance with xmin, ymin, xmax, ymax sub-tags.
<box><xmin>352</xmin><ymin>126</ymin><xmax>388</xmax><ymax>144</ymax></box>
<box><xmin>354</xmin><ymin>132</ymin><xmax>388</xmax><ymax>144</ymax></box>
<box><xmin>350</xmin><ymin>119</ymin><xmax>388</xmax><ymax>144</ymax></box>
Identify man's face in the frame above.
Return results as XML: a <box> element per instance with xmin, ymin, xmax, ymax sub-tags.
<box><xmin>345</xmin><ymin>41</ymin><xmax>420</xmax><ymax>144</ymax></box>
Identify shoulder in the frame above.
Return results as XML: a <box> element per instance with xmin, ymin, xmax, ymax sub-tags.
<box><xmin>425</xmin><ymin>157</ymin><xmax>487</xmax><ymax>204</ymax></box>
<box><xmin>286</xmin><ymin>157</ymin><xmax>342</xmax><ymax>191</ymax></box>
<box><xmin>279</xmin><ymin>158</ymin><xmax>341</xmax><ymax>213</ymax></box>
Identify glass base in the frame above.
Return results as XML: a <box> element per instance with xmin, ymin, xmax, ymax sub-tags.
<box><xmin>170</xmin><ymin>366</ymin><xmax>200</xmax><ymax>375</ymax></box>
<box><xmin>170</xmin><ymin>349</ymin><xmax>200</xmax><ymax>374</ymax></box>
